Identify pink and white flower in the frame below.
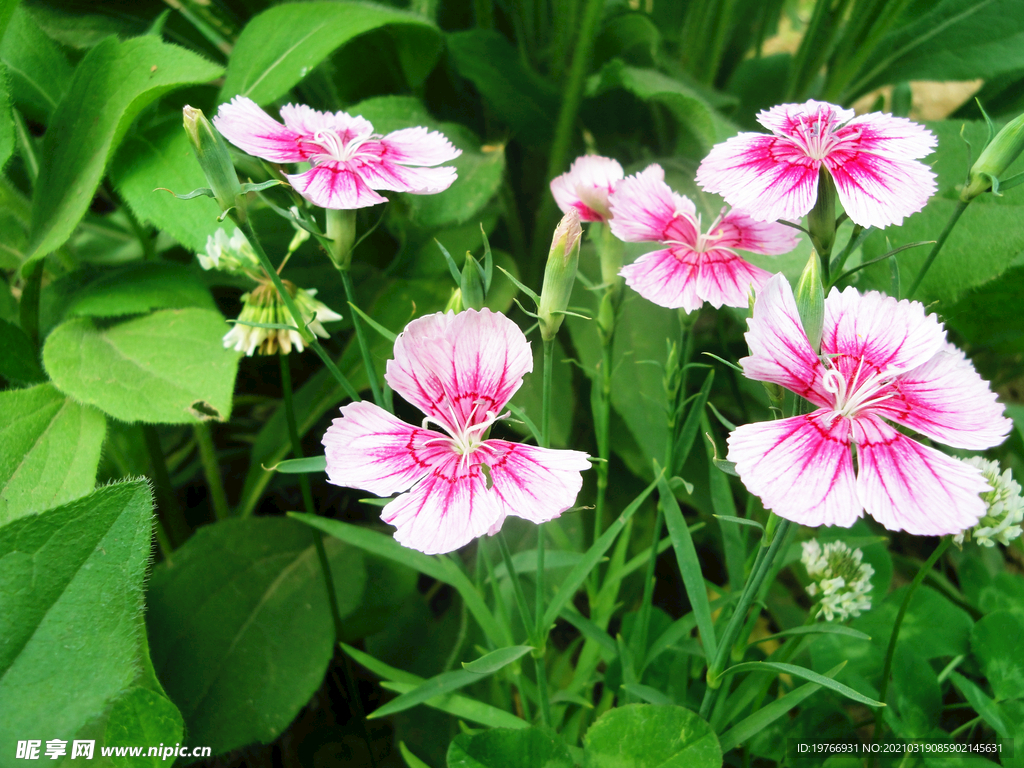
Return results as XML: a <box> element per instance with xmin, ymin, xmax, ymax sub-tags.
<box><xmin>609</xmin><ymin>164</ymin><xmax>798</xmax><ymax>313</ymax></box>
<box><xmin>322</xmin><ymin>309</ymin><xmax>591</xmax><ymax>554</ymax></box>
<box><xmin>213</xmin><ymin>96</ymin><xmax>461</xmax><ymax>210</ymax></box>
<box><xmin>727</xmin><ymin>274</ymin><xmax>1011</xmax><ymax>535</ymax></box>
<box><xmin>695</xmin><ymin>100</ymin><xmax>937</xmax><ymax>229</ymax></box>
<box><xmin>550</xmin><ymin>155</ymin><xmax>624</xmax><ymax>222</ymax></box>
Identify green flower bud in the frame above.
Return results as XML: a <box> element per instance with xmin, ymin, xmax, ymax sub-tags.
<box><xmin>538</xmin><ymin>209</ymin><xmax>582</xmax><ymax>341</ymax></box>
<box><xmin>807</xmin><ymin>167</ymin><xmax>837</xmax><ymax>261</ymax></box>
<box><xmin>445</xmin><ymin>288</ymin><xmax>465</xmax><ymax>314</ymax></box>
<box><xmin>963</xmin><ymin>112</ymin><xmax>1024</xmax><ymax>201</ymax></box>
<box><xmin>182</xmin><ymin>106</ymin><xmax>245</xmax><ymax>222</ymax></box>
<box><xmin>795</xmin><ymin>249</ymin><xmax>825</xmax><ymax>353</ymax></box>
<box><xmin>325</xmin><ymin>208</ymin><xmax>357</xmax><ymax>270</ymax></box>
<box><xmin>461</xmin><ymin>252</ymin><xmax>486</xmax><ymax>311</ymax></box>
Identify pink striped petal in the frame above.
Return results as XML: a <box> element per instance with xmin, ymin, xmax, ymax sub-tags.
<box><xmin>740</xmin><ymin>274</ymin><xmax>830</xmax><ymax>407</ymax></box>
<box><xmin>286</xmin><ymin>164</ymin><xmax>388</xmax><ymax>209</ymax></box>
<box><xmin>355</xmin><ymin>157</ymin><xmax>459</xmax><ymax>194</ymax></box>
<box><xmin>376</xmin><ymin>126</ymin><xmax>461</xmax><ymax>166</ymax></box>
<box><xmin>696</xmin><ymin>248</ymin><xmax>772</xmax><ymax>309</ymax></box>
<box><xmin>715</xmin><ymin>209</ymin><xmax>800</xmax><ymax>255</ymax></box>
<box><xmin>278</xmin><ymin>103</ymin><xmax>374</xmax><ymax>145</ymax></box>
<box><xmin>755</xmin><ymin>101</ymin><xmax>855</xmax><ymax>135</ymax></box>
<box><xmin>878</xmin><ymin>343</ymin><xmax>1012</xmax><ymax>450</ymax></box>
<box><xmin>825</xmin><ymin>145</ymin><xmax>936</xmax><ymax>229</ymax></box>
<box><xmin>847</xmin><ymin>111</ymin><xmax>937</xmax><ymax>160</ymax></box>
<box><xmin>550</xmin><ymin>155</ymin><xmax>624</xmax><ymax>222</ymax></box>
<box><xmin>728</xmin><ymin>412</ymin><xmax>861</xmax><ymax>528</ymax></box>
<box><xmin>820</xmin><ymin>286</ymin><xmax>945</xmax><ymax>376</ymax></box>
<box><xmin>853</xmin><ymin>415</ymin><xmax>989</xmax><ymax>535</ymax></box>
<box><xmin>483</xmin><ymin>440</ymin><xmax>591</xmax><ymax>524</ymax></box>
<box><xmin>213</xmin><ymin>96</ymin><xmax>306</xmax><ymax>163</ymax></box>
<box><xmin>620</xmin><ymin>247</ymin><xmax>702</xmax><ymax>313</ymax></box>
<box><xmin>695</xmin><ymin>133</ymin><xmax>820</xmax><ymax>223</ymax></box>
<box><xmin>386</xmin><ymin>309</ymin><xmax>533</xmax><ymax>434</ymax></box>
<box><xmin>322</xmin><ymin>401</ymin><xmax>444</xmax><ymax>496</ymax></box>
<box><xmin>608</xmin><ymin>164</ymin><xmax>698</xmax><ymax>243</ymax></box>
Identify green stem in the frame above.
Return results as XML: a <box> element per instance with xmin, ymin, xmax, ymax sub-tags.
<box><xmin>700</xmin><ymin>518</ymin><xmax>792</xmax><ymax>719</ymax></box>
<box><xmin>193</xmin><ymin>423</ymin><xmax>230</xmax><ymax>520</ymax></box>
<box><xmin>497</xmin><ymin>531</ymin><xmax>537</xmax><ymax>645</ymax></box>
<box><xmin>593</xmin><ymin>338</ymin><xmax>613</xmax><ymax>543</ymax></box>
<box><xmin>339</xmin><ymin>268</ymin><xmax>385</xmax><ymax>408</ymax></box>
<box><xmin>19</xmin><ymin>259</ymin><xmax>43</xmax><ymax>349</ymax></box>
<box><xmin>141</xmin><ymin>425</ymin><xmax>190</xmax><ymax>548</ymax></box>
<box><xmin>874</xmin><ymin>537</ymin><xmax>951</xmax><ymax>742</ymax></box>
<box><xmin>533</xmin><ymin>652</ymin><xmax>551</xmax><ymax>726</ymax></box>
<box><xmin>907</xmin><ymin>199</ymin><xmax>970</xmax><ymax>299</ymax></box>
<box><xmin>237</xmin><ymin>219</ymin><xmax>360</xmax><ymax>402</ymax></box>
<box><xmin>534</xmin><ymin>337</ymin><xmax>554</xmax><ymax>724</ymax></box>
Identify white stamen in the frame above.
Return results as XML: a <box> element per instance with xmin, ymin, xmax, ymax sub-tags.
<box><xmin>309</xmin><ymin>129</ymin><xmax>376</xmax><ymax>164</ymax></box>
<box><xmin>821</xmin><ymin>355</ymin><xmax>897</xmax><ymax>420</ymax></box>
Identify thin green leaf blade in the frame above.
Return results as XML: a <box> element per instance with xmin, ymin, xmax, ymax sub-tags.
<box><xmin>462</xmin><ymin>645</ymin><xmax>533</xmax><ymax>674</ymax></box>
<box><xmin>721</xmin><ymin>661</ymin><xmax>883</xmax><ymax>706</ymax></box>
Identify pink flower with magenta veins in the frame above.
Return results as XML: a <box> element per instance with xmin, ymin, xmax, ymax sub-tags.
<box><xmin>213</xmin><ymin>96</ymin><xmax>461</xmax><ymax>210</ymax></box>
<box><xmin>727</xmin><ymin>274</ymin><xmax>1011</xmax><ymax>535</ymax></box>
<box><xmin>550</xmin><ymin>155</ymin><xmax>624</xmax><ymax>222</ymax></box>
<box><xmin>696</xmin><ymin>100</ymin><xmax>937</xmax><ymax>229</ymax></box>
<box><xmin>322</xmin><ymin>308</ymin><xmax>591</xmax><ymax>555</ymax></box>
<box><xmin>609</xmin><ymin>164</ymin><xmax>798</xmax><ymax>313</ymax></box>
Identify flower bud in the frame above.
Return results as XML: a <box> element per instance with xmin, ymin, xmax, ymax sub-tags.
<box><xmin>795</xmin><ymin>250</ymin><xmax>824</xmax><ymax>353</ymax></box>
<box><xmin>198</xmin><ymin>228</ymin><xmax>260</xmax><ymax>276</ymax></box>
<box><xmin>538</xmin><ymin>209</ymin><xmax>582</xmax><ymax>341</ymax></box>
<box><xmin>444</xmin><ymin>288</ymin><xmax>465</xmax><ymax>314</ymax></box>
<box><xmin>801</xmin><ymin>539</ymin><xmax>874</xmax><ymax>622</ymax></box>
<box><xmin>325</xmin><ymin>208</ymin><xmax>357</xmax><ymax>270</ymax></box>
<box><xmin>807</xmin><ymin>167</ymin><xmax>836</xmax><ymax>260</ymax></box>
<box><xmin>962</xmin><ymin>112</ymin><xmax>1024</xmax><ymax>201</ymax></box>
<box><xmin>183</xmin><ymin>106</ymin><xmax>246</xmax><ymax>222</ymax></box>
<box><xmin>461</xmin><ymin>253</ymin><xmax>486</xmax><ymax>311</ymax></box>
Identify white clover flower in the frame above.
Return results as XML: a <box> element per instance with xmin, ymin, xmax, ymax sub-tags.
<box><xmin>198</xmin><ymin>228</ymin><xmax>261</xmax><ymax>276</ymax></box>
<box><xmin>224</xmin><ymin>280</ymin><xmax>342</xmax><ymax>356</ymax></box>
<box><xmin>955</xmin><ymin>458</ymin><xmax>1024</xmax><ymax>548</ymax></box>
<box><xmin>801</xmin><ymin>539</ymin><xmax>874</xmax><ymax>622</ymax></box>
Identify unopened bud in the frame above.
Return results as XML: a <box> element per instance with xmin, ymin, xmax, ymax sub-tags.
<box><xmin>807</xmin><ymin>168</ymin><xmax>837</xmax><ymax>260</ymax></box>
<box><xmin>183</xmin><ymin>106</ymin><xmax>245</xmax><ymax>222</ymax></box>
<box><xmin>461</xmin><ymin>253</ymin><xmax>485</xmax><ymax>310</ymax></box>
<box><xmin>538</xmin><ymin>209</ymin><xmax>582</xmax><ymax>341</ymax></box>
<box><xmin>445</xmin><ymin>288</ymin><xmax>465</xmax><ymax>314</ymax></box>
<box><xmin>963</xmin><ymin>112</ymin><xmax>1024</xmax><ymax>201</ymax></box>
<box><xmin>795</xmin><ymin>250</ymin><xmax>824</xmax><ymax>353</ymax></box>
<box><xmin>325</xmin><ymin>208</ymin><xmax>356</xmax><ymax>270</ymax></box>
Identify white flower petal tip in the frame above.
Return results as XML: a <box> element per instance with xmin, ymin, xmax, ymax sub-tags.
<box><xmin>550</xmin><ymin>155</ymin><xmax>624</xmax><ymax>222</ymax></box>
<box><xmin>213</xmin><ymin>96</ymin><xmax>460</xmax><ymax>210</ymax></box>
<box><xmin>611</xmin><ymin>167</ymin><xmax>794</xmax><ymax>312</ymax></box>
<box><xmin>731</xmin><ymin>274</ymin><xmax>1010</xmax><ymax>534</ymax></box>
<box><xmin>695</xmin><ymin>99</ymin><xmax>938</xmax><ymax>229</ymax></box>
<box><xmin>322</xmin><ymin>308</ymin><xmax>590</xmax><ymax>555</ymax></box>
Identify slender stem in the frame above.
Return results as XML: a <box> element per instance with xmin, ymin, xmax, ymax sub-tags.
<box><xmin>339</xmin><ymin>268</ymin><xmax>385</xmax><ymax>408</ymax></box>
<box><xmin>497</xmin><ymin>531</ymin><xmax>536</xmax><ymax>645</ymax></box>
<box><xmin>533</xmin><ymin>652</ymin><xmax>552</xmax><ymax>726</ymax></box>
<box><xmin>700</xmin><ymin>518</ymin><xmax>792</xmax><ymax>719</ymax></box>
<box><xmin>280</xmin><ymin>353</ymin><xmax>317</xmax><ymax>520</ymax></box>
<box><xmin>533</xmin><ymin>337</ymin><xmax>555</xmax><ymax>725</ymax></box>
<box><xmin>907</xmin><ymin>199</ymin><xmax>970</xmax><ymax>299</ymax></box>
<box><xmin>593</xmin><ymin>339</ymin><xmax>613</xmax><ymax>543</ymax></box>
<box><xmin>874</xmin><ymin>537</ymin><xmax>951</xmax><ymax>741</ymax></box>
<box><xmin>141</xmin><ymin>425</ymin><xmax>190</xmax><ymax>548</ymax></box>
<box><xmin>541</xmin><ymin>338</ymin><xmax>554</xmax><ymax>449</ymax></box>
<box><xmin>237</xmin><ymin>219</ymin><xmax>360</xmax><ymax>402</ymax></box>
<box><xmin>193</xmin><ymin>423</ymin><xmax>230</xmax><ymax>520</ymax></box>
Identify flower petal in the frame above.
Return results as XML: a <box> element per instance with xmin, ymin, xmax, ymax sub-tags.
<box><xmin>322</xmin><ymin>401</ymin><xmax>446</xmax><ymax>496</ymax></box>
<box><xmin>620</xmin><ymin>247</ymin><xmax>703</xmax><ymax>313</ymax></box>
<box><xmin>482</xmin><ymin>440</ymin><xmax>590</xmax><ymax>524</ymax></box>
<box><xmin>377</xmin><ymin>126</ymin><xmax>462</xmax><ymax>166</ymax></box>
<box><xmin>696</xmin><ymin>133</ymin><xmax>820</xmax><ymax>222</ymax></box>
<box><xmin>381</xmin><ymin>452</ymin><xmax>504</xmax><ymax>555</ymax></box>
<box><xmin>550</xmin><ymin>155</ymin><xmax>624</xmax><ymax>222</ymax></box>
<box><xmin>878</xmin><ymin>342</ymin><xmax>1012</xmax><ymax>450</ymax></box>
<box><xmin>853</xmin><ymin>414</ymin><xmax>989</xmax><ymax>535</ymax></box>
<box><xmin>755</xmin><ymin>101</ymin><xmax>855</xmax><ymax>136</ymax></box>
<box><xmin>739</xmin><ymin>274</ymin><xmax>830</xmax><ymax>406</ymax></box>
<box><xmin>715</xmin><ymin>209</ymin><xmax>800</xmax><ymax>255</ymax></box>
<box><xmin>386</xmin><ymin>309</ymin><xmax>533</xmax><ymax>433</ymax></box>
<box><xmin>695</xmin><ymin>248</ymin><xmax>772</xmax><ymax>309</ymax></box>
<box><xmin>355</xmin><ymin>156</ymin><xmax>459</xmax><ymax>195</ymax></box>
<box><xmin>213</xmin><ymin>96</ymin><xmax>307</xmax><ymax>163</ymax></box>
<box><xmin>278</xmin><ymin>103</ymin><xmax>374</xmax><ymax>145</ymax></box>
<box><xmin>820</xmin><ymin>286</ymin><xmax>945</xmax><ymax>375</ymax></box>
<box><xmin>728</xmin><ymin>411</ymin><xmax>861</xmax><ymax>528</ymax></box>
<box><xmin>286</xmin><ymin>164</ymin><xmax>388</xmax><ymax>209</ymax></box>
<box><xmin>608</xmin><ymin>164</ymin><xmax>698</xmax><ymax>243</ymax></box>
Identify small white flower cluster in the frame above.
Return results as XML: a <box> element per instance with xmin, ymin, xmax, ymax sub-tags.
<box><xmin>197</xmin><ymin>228</ymin><xmax>261</xmax><ymax>276</ymax></box>
<box><xmin>223</xmin><ymin>281</ymin><xmax>342</xmax><ymax>356</ymax></box>
<box><xmin>801</xmin><ymin>539</ymin><xmax>874</xmax><ymax>622</ymax></box>
<box><xmin>955</xmin><ymin>458</ymin><xmax>1024</xmax><ymax>547</ymax></box>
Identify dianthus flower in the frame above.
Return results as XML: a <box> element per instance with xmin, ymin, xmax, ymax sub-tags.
<box><xmin>608</xmin><ymin>165</ymin><xmax>798</xmax><ymax>312</ymax></box>
<box><xmin>801</xmin><ymin>539</ymin><xmax>874</xmax><ymax>622</ymax></box>
<box><xmin>696</xmin><ymin>100</ymin><xmax>936</xmax><ymax>229</ymax></box>
<box><xmin>954</xmin><ymin>458</ymin><xmax>1024</xmax><ymax>547</ymax></box>
<box><xmin>214</xmin><ymin>96</ymin><xmax>461</xmax><ymax>209</ymax></box>
<box><xmin>550</xmin><ymin>155</ymin><xmax>624</xmax><ymax>222</ymax></box>
<box><xmin>322</xmin><ymin>309</ymin><xmax>591</xmax><ymax>554</ymax></box>
<box><xmin>727</xmin><ymin>275</ymin><xmax>1011</xmax><ymax>535</ymax></box>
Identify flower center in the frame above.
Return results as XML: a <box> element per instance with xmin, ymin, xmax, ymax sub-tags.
<box><xmin>423</xmin><ymin>399</ymin><xmax>507</xmax><ymax>464</ymax></box>
<box><xmin>666</xmin><ymin>212</ymin><xmax>727</xmax><ymax>254</ymax></box>
<box><xmin>309</xmin><ymin>130</ymin><xmax>376</xmax><ymax>164</ymax></box>
<box><xmin>787</xmin><ymin>113</ymin><xmax>862</xmax><ymax>161</ymax></box>
<box><xmin>820</xmin><ymin>356</ymin><xmax>896</xmax><ymax>420</ymax></box>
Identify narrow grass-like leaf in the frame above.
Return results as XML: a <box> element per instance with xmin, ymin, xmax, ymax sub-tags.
<box><xmin>715</xmin><ymin>515</ymin><xmax>764</xmax><ymax>532</ymax></box>
<box><xmin>721</xmin><ymin>661</ymin><xmax>883</xmax><ymax>706</ymax></box>
<box><xmin>491</xmin><ymin>548</ymin><xmax>582</xmax><ymax>579</ymax></box>
<box><xmin>747</xmin><ymin>624</ymin><xmax>871</xmax><ymax>646</ymax></box>
<box><xmin>644</xmin><ymin>593</ymin><xmax>738</xmax><ymax>671</ymax></box>
<box><xmin>268</xmin><ymin>455</ymin><xmax>327</xmax><ymax>474</ymax></box>
<box><xmin>348</xmin><ymin>301</ymin><xmax>397</xmax><ymax>343</ymax></box>
<box><xmin>541</xmin><ymin>473</ymin><xmax>660</xmax><ymax>630</ymax></box>
<box><xmin>622</xmin><ymin>683</ymin><xmax>674</xmax><ymax>706</ymax></box>
<box><xmin>399</xmin><ymin>742</ymin><xmax>434</xmax><ymax>768</ymax></box>
<box><xmin>950</xmin><ymin>671</ymin><xmax>1011</xmax><ymax>738</ymax></box>
<box><xmin>672</xmin><ymin>370</ymin><xmax>713</xmax><ymax>474</ymax></box>
<box><xmin>462</xmin><ymin>645</ymin><xmax>533</xmax><ymax>674</ymax></box>
<box><xmin>341</xmin><ymin>643</ymin><xmax>422</xmax><ymax>685</ymax></box>
<box><xmin>374</xmin><ymin>667</ymin><xmax>505</xmax><ymax>720</ymax></box>
<box><xmin>559</xmin><ymin>608</ymin><xmax>617</xmax><ymax>656</ymax></box>
<box><xmin>659</xmin><ymin>468</ymin><xmax>717</xmax><ymax>662</ymax></box>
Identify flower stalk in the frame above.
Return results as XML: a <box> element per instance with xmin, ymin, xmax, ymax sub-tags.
<box><xmin>907</xmin><ymin>198</ymin><xmax>970</xmax><ymax>299</ymax></box>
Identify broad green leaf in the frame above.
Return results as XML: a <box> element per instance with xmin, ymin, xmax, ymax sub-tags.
<box><xmin>0</xmin><ymin>316</ymin><xmax>45</xmax><ymax>384</ymax></box>
<box><xmin>852</xmin><ymin>0</ymin><xmax>1024</xmax><ymax>96</ymax></box>
<box><xmin>103</xmin><ymin>686</ymin><xmax>186</xmax><ymax>768</ymax></box>
<box><xmin>25</xmin><ymin>36</ymin><xmax>223</xmax><ymax>266</ymax></box>
<box><xmin>886</xmin><ymin>646</ymin><xmax>940</xmax><ymax>739</ymax></box>
<box><xmin>0</xmin><ymin>383</ymin><xmax>105</xmax><ymax>525</ymax></box>
<box><xmin>0</xmin><ymin>480</ymin><xmax>155</xmax><ymax>745</ymax></box>
<box><xmin>110</xmin><ymin>121</ymin><xmax>238</xmax><ymax>252</ymax></box>
<box><xmin>721</xmin><ymin>662</ymin><xmax>884</xmax><ymax>707</ymax></box>
<box><xmin>339</xmin><ymin>552</ymin><xmax>418</xmax><ymax>643</ymax></box>
<box><xmin>65</xmin><ymin>262</ymin><xmax>216</xmax><ymax>318</ymax></box>
<box><xmin>462</xmin><ymin>645</ymin><xmax>533</xmax><ymax>674</ymax></box>
<box><xmin>448</xmin><ymin>727</ymin><xmax>574</xmax><ymax>768</ymax></box>
<box><xmin>0</xmin><ymin>5</ymin><xmax>72</xmax><ymax>122</ymax></box>
<box><xmin>445</xmin><ymin>30</ymin><xmax>559</xmax><ymax>145</ymax></box>
<box><xmin>856</xmin><ymin>584</ymin><xmax>973</xmax><ymax>659</ymax></box>
<box><xmin>147</xmin><ymin>517</ymin><xmax>367</xmax><ymax>755</ymax></box>
<box><xmin>43</xmin><ymin>308</ymin><xmax>240</xmax><ymax>424</ymax></box>
<box><xmin>582</xmin><ymin>704</ymin><xmax>722</xmax><ymax>768</ymax></box>
<box><xmin>971</xmin><ymin>611</ymin><xmax>1024</xmax><ymax>701</ymax></box>
<box><xmin>220</xmin><ymin>1</ymin><xmax>441</xmax><ymax>104</ymax></box>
